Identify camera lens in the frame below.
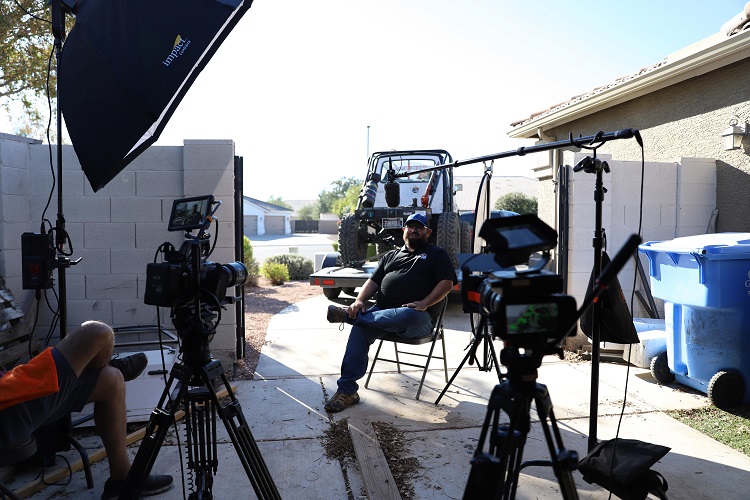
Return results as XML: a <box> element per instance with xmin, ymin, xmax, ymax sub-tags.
<box><xmin>220</xmin><ymin>261</ymin><xmax>248</xmax><ymax>288</ymax></box>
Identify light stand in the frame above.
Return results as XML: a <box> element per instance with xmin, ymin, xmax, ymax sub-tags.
<box><xmin>572</xmin><ymin>152</ymin><xmax>609</xmax><ymax>452</ymax></box>
<box><xmin>50</xmin><ymin>0</ymin><xmax>80</xmax><ymax>339</ymax></box>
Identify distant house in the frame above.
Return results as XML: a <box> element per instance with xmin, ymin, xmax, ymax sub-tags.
<box><xmin>243</xmin><ymin>196</ymin><xmax>293</xmax><ymax>236</ymax></box>
<box><xmin>507</xmin><ymin>11</ymin><xmax>750</xmax><ymax>319</ymax></box>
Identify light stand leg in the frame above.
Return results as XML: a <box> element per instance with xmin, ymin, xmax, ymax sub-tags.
<box><xmin>435</xmin><ymin>316</ymin><xmax>502</xmax><ymax>405</ymax></box>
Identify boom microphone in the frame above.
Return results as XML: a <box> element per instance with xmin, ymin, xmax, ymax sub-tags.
<box><xmin>384</xmin><ymin>181</ymin><xmax>400</xmax><ymax>207</ymax></box>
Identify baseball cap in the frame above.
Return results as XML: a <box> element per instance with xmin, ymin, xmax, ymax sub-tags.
<box><xmin>404</xmin><ymin>213</ymin><xmax>428</xmax><ymax>227</ymax></box>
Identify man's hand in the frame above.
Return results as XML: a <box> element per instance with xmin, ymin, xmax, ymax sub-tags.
<box><xmin>347</xmin><ymin>300</ymin><xmax>368</xmax><ymax>319</ymax></box>
<box><xmin>403</xmin><ymin>300</ymin><xmax>428</xmax><ymax>311</ymax></box>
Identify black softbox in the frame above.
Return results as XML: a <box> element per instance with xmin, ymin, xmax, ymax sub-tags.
<box><xmin>59</xmin><ymin>0</ymin><xmax>253</xmax><ymax>192</ymax></box>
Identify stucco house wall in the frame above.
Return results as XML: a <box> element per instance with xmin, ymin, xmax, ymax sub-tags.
<box><xmin>542</xmin><ymin>57</ymin><xmax>750</xmax><ymax>233</ymax></box>
<box><xmin>0</xmin><ymin>133</ymin><xmax>243</xmax><ymax>367</ymax></box>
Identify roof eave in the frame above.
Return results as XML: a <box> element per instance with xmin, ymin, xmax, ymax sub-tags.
<box><xmin>508</xmin><ymin>30</ymin><xmax>750</xmax><ymax>139</ymax></box>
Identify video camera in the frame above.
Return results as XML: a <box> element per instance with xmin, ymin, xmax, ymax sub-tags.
<box><xmin>461</xmin><ymin>214</ymin><xmax>577</xmax><ymax>353</ymax></box>
<box><xmin>144</xmin><ymin>195</ymin><xmax>247</xmax><ymax>359</ymax></box>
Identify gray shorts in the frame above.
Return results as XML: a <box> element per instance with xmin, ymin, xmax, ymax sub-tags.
<box><xmin>0</xmin><ymin>347</ymin><xmax>100</xmax><ymax>451</ymax></box>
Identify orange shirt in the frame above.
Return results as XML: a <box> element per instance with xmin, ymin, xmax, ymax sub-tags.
<box><xmin>0</xmin><ymin>347</ymin><xmax>59</xmax><ymax>411</ymax></box>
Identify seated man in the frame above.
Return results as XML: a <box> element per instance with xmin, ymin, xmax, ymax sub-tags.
<box><xmin>0</xmin><ymin>320</ymin><xmax>173</xmax><ymax>499</ymax></box>
<box><xmin>325</xmin><ymin>213</ymin><xmax>457</xmax><ymax>412</ymax></box>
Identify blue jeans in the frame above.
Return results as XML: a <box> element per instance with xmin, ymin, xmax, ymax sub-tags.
<box><xmin>337</xmin><ymin>306</ymin><xmax>433</xmax><ymax>394</ymax></box>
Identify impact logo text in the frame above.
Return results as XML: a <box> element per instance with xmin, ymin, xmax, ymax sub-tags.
<box><xmin>162</xmin><ymin>35</ymin><xmax>191</xmax><ymax>67</ymax></box>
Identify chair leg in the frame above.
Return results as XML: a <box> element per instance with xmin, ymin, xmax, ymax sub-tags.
<box><xmin>0</xmin><ymin>480</ymin><xmax>21</xmax><ymax>500</ymax></box>
<box><xmin>393</xmin><ymin>343</ymin><xmax>401</xmax><ymax>374</ymax></box>
<box><xmin>364</xmin><ymin>340</ymin><xmax>385</xmax><ymax>388</ymax></box>
<box><xmin>68</xmin><ymin>435</ymin><xmax>94</xmax><ymax>489</ymax></box>
<box><xmin>416</xmin><ymin>335</ymin><xmax>441</xmax><ymax>401</ymax></box>
<box><xmin>440</xmin><ymin>332</ymin><xmax>448</xmax><ymax>383</ymax></box>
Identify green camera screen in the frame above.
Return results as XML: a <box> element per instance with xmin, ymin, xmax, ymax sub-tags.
<box><xmin>506</xmin><ymin>303</ymin><xmax>558</xmax><ymax>335</ymax></box>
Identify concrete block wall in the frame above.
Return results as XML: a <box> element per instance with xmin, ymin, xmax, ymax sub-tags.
<box><xmin>0</xmin><ymin>134</ymin><xmax>241</xmax><ymax>366</ymax></box>
<box><xmin>562</xmin><ymin>152</ymin><xmax>716</xmax><ymax>319</ymax></box>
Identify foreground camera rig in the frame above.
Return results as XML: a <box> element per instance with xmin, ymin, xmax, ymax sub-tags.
<box><xmin>144</xmin><ymin>194</ymin><xmax>247</xmax><ymax>363</ymax></box>
<box><xmin>461</xmin><ymin>214</ymin><xmax>577</xmax><ymax>354</ymax></box>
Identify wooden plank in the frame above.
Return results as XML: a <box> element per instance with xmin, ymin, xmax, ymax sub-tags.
<box><xmin>348</xmin><ymin>417</ymin><xmax>401</xmax><ymax>500</ymax></box>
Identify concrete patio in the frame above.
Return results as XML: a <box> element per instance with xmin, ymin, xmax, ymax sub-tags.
<box><xmin>8</xmin><ymin>295</ymin><xmax>750</xmax><ymax>499</ymax></box>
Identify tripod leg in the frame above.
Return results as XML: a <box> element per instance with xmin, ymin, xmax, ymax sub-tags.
<box><xmin>119</xmin><ymin>363</ymin><xmax>191</xmax><ymax>500</ymax></box>
<box><xmin>436</xmin><ymin>316</ymin><xmax>500</xmax><ymax>405</ymax></box>
<box><xmin>200</xmin><ymin>360</ymin><xmax>281</xmax><ymax>500</ymax></box>
<box><xmin>435</xmin><ymin>341</ymin><xmax>477</xmax><ymax>405</ymax></box>
<box><xmin>533</xmin><ymin>384</ymin><xmax>579</xmax><ymax>500</ymax></box>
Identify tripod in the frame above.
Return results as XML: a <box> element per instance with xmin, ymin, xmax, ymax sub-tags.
<box><xmin>119</xmin><ymin>327</ymin><xmax>280</xmax><ymax>499</ymax></box>
<box><xmin>464</xmin><ymin>346</ymin><xmax>579</xmax><ymax>499</ymax></box>
<box><xmin>435</xmin><ymin>313</ymin><xmax>503</xmax><ymax>404</ymax></box>
<box><xmin>120</xmin><ymin>224</ymin><xmax>280</xmax><ymax>499</ymax></box>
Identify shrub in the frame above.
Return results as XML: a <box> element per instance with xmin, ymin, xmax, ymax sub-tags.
<box><xmin>262</xmin><ymin>262</ymin><xmax>289</xmax><ymax>285</ymax></box>
<box><xmin>243</xmin><ymin>236</ymin><xmax>260</xmax><ymax>287</ymax></box>
<box><xmin>494</xmin><ymin>192</ymin><xmax>538</xmax><ymax>215</ymax></box>
<box><xmin>265</xmin><ymin>254</ymin><xmax>314</xmax><ymax>280</ymax></box>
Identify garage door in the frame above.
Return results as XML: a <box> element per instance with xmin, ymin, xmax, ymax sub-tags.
<box><xmin>264</xmin><ymin>216</ymin><xmax>285</xmax><ymax>235</ymax></box>
<box><xmin>244</xmin><ymin>215</ymin><xmax>258</xmax><ymax>236</ymax></box>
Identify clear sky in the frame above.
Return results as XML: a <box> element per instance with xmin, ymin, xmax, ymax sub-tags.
<box><xmin>5</xmin><ymin>1</ymin><xmax>748</xmax><ymax>201</ymax></box>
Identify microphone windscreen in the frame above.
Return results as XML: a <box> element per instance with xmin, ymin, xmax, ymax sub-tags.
<box><xmin>384</xmin><ymin>182</ymin><xmax>400</xmax><ymax>208</ymax></box>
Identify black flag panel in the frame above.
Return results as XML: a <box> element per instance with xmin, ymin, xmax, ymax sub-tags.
<box><xmin>580</xmin><ymin>251</ymin><xmax>640</xmax><ymax>344</ymax></box>
<box><xmin>60</xmin><ymin>0</ymin><xmax>252</xmax><ymax>191</ymax></box>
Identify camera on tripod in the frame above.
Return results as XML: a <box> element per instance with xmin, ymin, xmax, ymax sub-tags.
<box><xmin>461</xmin><ymin>214</ymin><xmax>577</xmax><ymax>352</ymax></box>
<box><xmin>144</xmin><ymin>194</ymin><xmax>247</xmax><ymax>312</ymax></box>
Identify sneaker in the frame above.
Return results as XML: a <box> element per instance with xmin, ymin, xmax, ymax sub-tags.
<box><xmin>109</xmin><ymin>352</ymin><xmax>148</xmax><ymax>382</ymax></box>
<box><xmin>101</xmin><ymin>474</ymin><xmax>173</xmax><ymax>499</ymax></box>
<box><xmin>327</xmin><ymin>305</ymin><xmax>348</xmax><ymax>324</ymax></box>
<box><xmin>324</xmin><ymin>391</ymin><xmax>360</xmax><ymax>413</ymax></box>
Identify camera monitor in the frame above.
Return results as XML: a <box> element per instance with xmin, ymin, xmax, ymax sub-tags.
<box><xmin>168</xmin><ymin>195</ymin><xmax>214</xmax><ymax>232</ymax></box>
<box><xmin>478</xmin><ymin>214</ymin><xmax>557</xmax><ymax>268</ymax></box>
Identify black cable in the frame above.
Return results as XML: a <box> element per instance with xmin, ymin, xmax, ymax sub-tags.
<box><xmin>12</xmin><ymin>0</ymin><xmax>50</xmax><ymax>24</ymax></box>
<box><xmin>607</xmin><ymin>138</ymin><xmax>646</xmax><ymax>498</ymax></box>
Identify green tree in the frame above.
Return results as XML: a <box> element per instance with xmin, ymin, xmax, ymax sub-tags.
<box><xmin>329</xmin><ymin>182</ymin><xmax>360</xmax><ymax>218</ymax></box>
<box><xmin>296</xmin><ymin>202</ymin><xmax>320</xmax><ymax>221</ymax></box>
<box><xmin>495</xmin><ymin>192</ymin><xmax>538</xmax><ymax>215</ymax></box>
<box><xmin>318</xmin><ymin>177</ymin><xmax>361</xmax><ymax>214</ymax></box>
<box><xmin>1</xmin><ymin>1</ymin><xmax>75</xmax><ymax>140</ymax></box>
<box><xmin>266</xmin><ymin>196</ymin><xmax>292</xmax><ymax>209</ymax></box>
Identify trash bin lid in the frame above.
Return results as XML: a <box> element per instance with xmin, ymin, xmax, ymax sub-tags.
<box><xmin>639</xmin><ymin>232</ymin><xmax>750</xmax><ymax>260</ymax></box>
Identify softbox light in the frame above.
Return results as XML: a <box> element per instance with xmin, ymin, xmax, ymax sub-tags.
<box><xmin>59</xmin><ymin>0</ymin><xmax>253</xmax><ymax>192</ymax></box>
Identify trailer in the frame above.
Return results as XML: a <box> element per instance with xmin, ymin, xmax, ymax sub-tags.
<box><xmin>308</xmin><ymin>255</ymin><xmax>378</xmax><ymax>300</ymax></box>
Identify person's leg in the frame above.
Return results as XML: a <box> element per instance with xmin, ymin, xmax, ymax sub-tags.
<box><xmin>86</xmin><ymin>365</ymin><xmax>130</xmax><ymax>480</ymax></box>
<box><xmin>354</xmin><ymin>306</ymin><xmax>433</xmax><ymax>338</ymax></box>
<box><xmin>55</xmin><ymin>320</ymin><xmax>114</xmax><ymax>376</ymax></box>
<box><xmin>336</xmin><ymin>324</ymin><xmax>381</xmax><ymax>394</ymax></box>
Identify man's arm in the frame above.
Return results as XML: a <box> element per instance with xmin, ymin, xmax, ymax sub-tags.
<box><xmin>347</xmin><ymin>278</ymin><xmax>379</xmax><ymax>319</ymax></box>
<box><xmin>404</xmin><ymin>279</ymin><xmax>454</xmax><ymax>312</ymax></box>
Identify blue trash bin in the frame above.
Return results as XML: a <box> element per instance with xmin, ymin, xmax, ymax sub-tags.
<box><xmin>638</xmin><ymin>233</ymin><xmax>750</xmax><ymax>407</ymax></box>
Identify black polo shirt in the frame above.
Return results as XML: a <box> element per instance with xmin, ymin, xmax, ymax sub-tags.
<box><xmin>371</xmin><ymin>243</ymin><xmax>457</xmax><ymax>321</ymax></box>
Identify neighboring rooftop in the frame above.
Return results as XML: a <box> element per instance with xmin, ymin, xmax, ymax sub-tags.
<box><xmin>243</xmin><ymin>196</ymin><xmax>293</xmax><ymax>212</ymax></box>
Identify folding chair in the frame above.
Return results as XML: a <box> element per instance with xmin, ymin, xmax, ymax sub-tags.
<box><xmin>363</xmin><ymin>298</ymin><xmax>449</xmax><ymax>400</ymax></box>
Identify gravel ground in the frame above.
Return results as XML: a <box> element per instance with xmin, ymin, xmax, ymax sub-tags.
<box><xmin>231</xmin><ymin>277</ymin><xmax>323</xmax><ymax>380</ymax></box>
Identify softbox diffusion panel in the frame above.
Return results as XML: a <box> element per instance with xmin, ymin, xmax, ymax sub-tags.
<box><xmin>59</xmin><ymin>0</ymin><xmax>253</xmax><ymax>192</ymax></box>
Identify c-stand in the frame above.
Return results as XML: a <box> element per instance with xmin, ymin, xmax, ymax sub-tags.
<box><xmin>464</xmin><ymin>345</ymin><xmax>579</xmax><ymax>499</ymax></box>
<box><xmin>119</xmin><ymin>233</ymin><xmax>280</xmax><ymax>500</ymax></box>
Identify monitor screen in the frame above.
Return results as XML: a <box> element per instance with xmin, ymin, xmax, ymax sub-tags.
<box><xmin>168</xmin><ymin>195</ymin><xmax>214</xmax><ymax>232</ymax></box>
